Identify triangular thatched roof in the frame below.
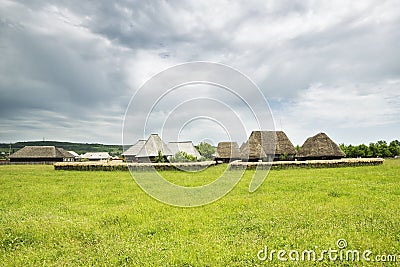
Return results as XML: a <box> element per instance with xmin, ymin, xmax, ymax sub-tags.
<box><xmin>136</xmin><ymin>134</ymin><xmax>173</xmax><ymax>158</ymax></box>
<box><xmin>216</xmin><ymin>142</ymin><xmax>240</xmax><ymax>159</ymax></box>
<box><xmin>168</xmin><ymin>141</ymin><xmax>201</xmax><ymax>159</ymax></box>
<box><xmin>122</xmin><ymin>140</ymin><xmax>146</xmax><ymax>156</ymax></box>
<box><xmin>9</xmin><ymin>146</ymin><xmax>74</xmax><ymax>159</ymax></box>
<box><xmin>274</xmin><ymin>131</ymin><xmax>297</xmax><ymax>155</ymax></box>
<box><xmin>297</xmin><ymin>132</ymin><xmax>345</xmax><ymax>159</ymax></box>
<box><xmin>241</xmin><ymin>131</ymin><xmax>296</xmax><ymax>160</ymax></box>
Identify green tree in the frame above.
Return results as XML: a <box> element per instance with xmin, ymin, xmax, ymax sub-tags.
<box><xmin>347</xmin><ymin>144</ymin><xmax>355</xmax><ymax>158</ymax></box>
<box><xmin>377</xmin><ymin>140</ymin><xmax>391</xmax><ymax>157</ymax></box>
<box><xmin>340</xmin><ymin>140</ymin><xmax>399</xmax><ymax>158</ymax></box>
<box><xmin>389</xmin><ymin>140</ymin><xmax>400</xmax><ymax>157</ymax></box>
<box><xmin>369</xmin><ymin>142</ymin><xmax>378</xmax><ymax>157</ymax></box>
<box><xmin>196</xmin><ymin>142</ymin><xmax>215</xmax><ymax>160</ymax></box>
<box><xmin>358</xmin><ymin>144</ymin><xmax>370</xmax><ymax>158</ymax></box>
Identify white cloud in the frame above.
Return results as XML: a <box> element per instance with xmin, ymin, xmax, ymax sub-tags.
<box><xmin>295</xmin><ymin>82</ymin><xmax>399</xmax><ymax>127</ymax></box>
<box><xmin>275</xmin><ymin>80</ymin><xmax>400</xmax><ymax>145</ymax></box>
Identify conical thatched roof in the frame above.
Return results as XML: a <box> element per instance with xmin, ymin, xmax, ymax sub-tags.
<box><xmin>216</xmin><ymin>142</ymin><xmax>240</xmax><ymax>159</ymax></box>
<box><xmin>297</xmin><ymin>132</ymin><xmax>345</xmax><ymax>159</ymax></box>
<box><xmin>136</xmin><ymin>134</ymin><xmax>172</xmax><ymax>158</ymax></box>
<box><xmin>9</xmin><ymin>146</ymin><xmax>74</xmax><ymax>159</ymax></box>
<box><xmin>168</xmin><ymin>141</ymin><xmax>201</xmax><ymax>159</ymax></box>
<box><xmin>242</xmin><ymin>131</ymin><xmax>296</xmax><ymax>160</ymax></box>
<box><xmin>122</xmin><ymin>140</ymin><xmax>146</xmax><ymax>156</ymax></box>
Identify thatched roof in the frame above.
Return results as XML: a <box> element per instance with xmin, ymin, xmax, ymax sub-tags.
<box><xmin>242</xmin><ymin>131</ymin><xmax>296</xmax><ymax>159</ymax></box>
<box><xmin>168</xmin><ymin>141</ymin><xmax>201</xmax><ymax>159</ymax></box>
<box><xmin>57</xmin><ymin>148</ymin><xmax>75</xmax><ymax>158</ymax></box>
<box><xmin>9</xmin><ymin>146</ymin><xmax>74</xmax><ymax>159</ymax></box>
<box><xmin>240</xmin><ymin>141</ymin><xmax>249</xmax><ymax>158</ymax></box>
<box><xmin>216</xmin><ymin>142</ymin><xmax>241</xmax><ymax>159</ymax></box>
<box><xmin>122</xmin><ymin>140</ymin><xmax>146</xmax><ymax>156</ymax></box>
<box><xmin>297</xmin><ymin>132</ymin><xmax>345</xmax><ymax>159</ymax></box>
<box><xmin>136</xmin><ymin>134</ymin><xmax>173</xmax><ymax>158</ymax></box>
<box><xmin>274</xmin><ymin>131</ymin><xmax>297</xmax><ymax>155</ymax></box>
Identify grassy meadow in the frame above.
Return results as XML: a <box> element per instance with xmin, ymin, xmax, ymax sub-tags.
<box><xmin>0</xmin><ymin>159</ymin><xmax>399</xmax><ymax>266</ymax></box>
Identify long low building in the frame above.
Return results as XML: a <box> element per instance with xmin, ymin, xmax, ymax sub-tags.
<box><xmin>9</xmin><ymin>146</ymin><xmax>75</xmax><ymax>162</ymax></box>
<box><xmin>80</xmin><ymin>152</ymin><xmax>112</xmax><ymax>161</ymax></box>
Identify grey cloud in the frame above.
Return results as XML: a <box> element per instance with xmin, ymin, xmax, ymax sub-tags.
<box><xmin>1</xmin><ymin>0</ymin><xmax>399</xmax><ymax>144</ymax></box>
<box><xmin>0</xmin><ymin>5</ymin><xmax>129</xmax><ymax>113</ymax></box>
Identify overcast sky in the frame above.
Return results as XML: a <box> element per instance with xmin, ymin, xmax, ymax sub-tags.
<box><xmin>1</xmin><ymin>0</ymin><xmax>399</xmax><ymax>146</ymax></box>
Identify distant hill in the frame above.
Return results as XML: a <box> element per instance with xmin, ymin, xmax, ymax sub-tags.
<box><xmin>0</xmin><ymin>141</ymin><xmax>125</xmax><ymax>158</ymax></box>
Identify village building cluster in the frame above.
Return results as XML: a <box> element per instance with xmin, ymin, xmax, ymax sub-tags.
<box><xmin>8</xmin><ymin>131</ymin><xmax>345</xmax><ymax>164</ymax></box>
<box><xmin>215</xmin><ymin>131</ymin><xmax>345</xmax><ymax>163</ymax></box>
<box><xmin>8</xmin><ymin>147</ymin><xmax>115</xmax><ymax>163</ymax></box>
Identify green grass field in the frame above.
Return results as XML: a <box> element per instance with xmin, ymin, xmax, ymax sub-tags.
<box><xmin>0</xmin><ymin>160</ymin><xmax>399</xmax><ymax>266</ymax></box>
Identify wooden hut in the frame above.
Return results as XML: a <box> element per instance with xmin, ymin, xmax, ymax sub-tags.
<box><xmin>216</xmin><ymin>142</ymin><xmax>241</xmax><ymax>163</ymax></box>
<box><xmin>241</xmin><ymin>131</ymin><xmax>296</xmax><ymax>161</ymax></box>
<box><xmin>9</xmin><ymin>146</ymin><xmax>74</xmax><ymax>163</ymax></box>
<box><xmin>135</xmin><ymin>134</ymin><xmax>173</xmax><ymax>163</ymax></box>
<box><xmin>297</xmin><ymin>132</ymin><xmax>345</xmax><ymax>160</ymax></box>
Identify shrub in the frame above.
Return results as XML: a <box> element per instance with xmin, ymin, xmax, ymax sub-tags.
<box><xmin>170</xmin><ymin>151</ymin><xmax>197</xmax><ymax>162</ymax></box>
<box><xmin>154</xmin><ymin>150</ymin><xmax>165</xmax><ymax>163</ymax></box>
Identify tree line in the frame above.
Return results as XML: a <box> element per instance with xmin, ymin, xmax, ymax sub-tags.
<box><xmin>340</xmin><ymin>140</ymin><xmax>400</xmax><ymax>158</ymax></box>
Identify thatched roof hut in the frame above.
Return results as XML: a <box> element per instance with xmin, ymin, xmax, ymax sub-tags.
<box><xmin>136</xmin><ymin>134</ymin><xmax>173</xmax><ymax>162</ymax></box>
<box><xmin>216</xmin><ymin>142</ymin><xmax>241</xmax><ymax>163</ymax></box>
<box><xmin>9</xmin><ymin>146</ymin><xmax>74</xmax><ymax>162</ymax></box>
<box><xmin>241</xmin><ymin>131</ymin><xmax>296</xmax><ymax>161</ymax></box>
<box><xmin>274</xmin><ymin>131</ymin><xmax>297</xmax><ymax>158</ymax></box>
<box><xmin>122</xmin><ymin>140</ymin><xmax>146</xmax><ymax>162</ymax></box>
<box><xmin>297</xmin><ymin>132</ymin><xmax>345</xmax><ymax>160</ymax></box>
<box><xmin>168</xmin><ymin>141</ymin><xmax>201</xmax><ymax>159</ymax></box>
